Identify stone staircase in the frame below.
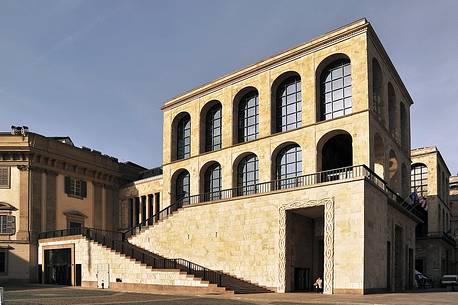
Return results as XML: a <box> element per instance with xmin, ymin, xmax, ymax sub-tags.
<box><xmin>122</xmin><ymin>202</ymin><xmax>274</xmax><ymax>294</ymax></box>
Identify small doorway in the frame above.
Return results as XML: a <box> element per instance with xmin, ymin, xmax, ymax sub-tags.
<box><xmin>44</xmin><ymin>248</ymin><xmax>72</xmax><ymax>286</ymax></box>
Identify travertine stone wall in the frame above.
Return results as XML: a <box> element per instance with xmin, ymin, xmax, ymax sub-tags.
<box><xmin>364</xmin><ymin>182</ymin><xmax>416</xmax><ymax>291</ymax></box>
<box><xmin>38</xmin><ymin>237</ymin><xmax>210</xmax><ymax>288</ymax></box>
<box><xmin>130</xmin><ymin>179</ymin><xmax>370</xmax><ymax>292</ymax></box>
<box><xmin>160</xmin><ymin>23</ymin><xmax>375</xmax><ymax>208</ymax></box>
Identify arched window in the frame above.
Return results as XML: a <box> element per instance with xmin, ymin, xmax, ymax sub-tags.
<box><xmin>275</xmin><ymin>76</ymin><xmax>302</xmax><ymax>132</ymax></box>
<box><xmin>275</xmin><ymin>144</ymin><xmax>302</xmax><ymax>189</ymax></box>
<box><xmin>204</xmin><ymin>163</ymin><xmax>222</xmax><ymax>201</ymax></box>
<box><xmin>176</xmin><ymin>114</ymin><xmax>191</xmax><ymax>160</ymax></box>
<box><xmin>320</xmin><ymin>58</ymin><xmax>352</xmax><ymax>121</ymax></box>
<box><xmin>400</xmin><ymin>102</ymin><xmax>408</xmax><ymax>150</ymax></box>
<box><xmin>238</xmin><ymin>91</ymin><xmax>259</xmax><ymax>143</ymax></box>
<box><xmin>175</xmin><ymin>170</ymin><xmax>190</xmax><ymax>206</ymax></box>
<box><xmin>236</xmin><ymin>154</ymin><xmax>258</xmax><ymax>195</ymax></box>
<box><xmin>372</xmin><ymin>58</ymin><xmax>384</xmax><ymax>123</ymax></box>
<box><xmin>411</xmin><ymin>163</ymin><xmax>428</xmax><ymax>197</ymax></box>
<box><xmin>204</xmin><ymin>103</ymin><xmax>222</xmax><ymax>152</ymax></box>
<box><xmin>388</xmin><ymin>83</ymin><xmax>396</xmax><ymax>133</ymax></box>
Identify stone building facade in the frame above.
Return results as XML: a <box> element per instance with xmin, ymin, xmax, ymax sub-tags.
<box><xmin>0</xmin><ymin>129</ymin><xmax>143</xmax><ymax>283</ymax></box>
<box><xmin>411</xmin><ymin>147</ymin><xmax>455</xmax><ymax>285</ymax></box>
<box><xmin>34</xmin><ymin>18</ymin><xmax>425</xmax><ymax>294</ymax></box>
<box><xmin>449</xmin><ymin>175</ymin><xmax>458</xmax><ymax>274</ymax></box>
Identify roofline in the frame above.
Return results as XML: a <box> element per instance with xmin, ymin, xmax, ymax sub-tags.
<box><xmin>160</xmin><ymin>18</ymin><xmax>369</xmax><ymax>111</ymax></box>
<box><xmin>411</xmin><ymin>146</ymin><xmax>451</xmax><ymax>175</ymax></box>
<box><xmin>161</xmin><ymin>18</ymin><xmax>414</xmax><ymax>111</ymax></box>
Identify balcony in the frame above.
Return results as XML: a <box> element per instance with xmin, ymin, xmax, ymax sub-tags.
<box><xmin>124</xmin><ymin>164</ymin><xmax>422</xmax><ymax>238</ymax></box>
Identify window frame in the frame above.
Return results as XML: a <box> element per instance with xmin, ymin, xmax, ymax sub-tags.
<box><xmin>320</xmin><ymin>58</ymin><xmax>352</xmax><ymax>121</ymax></box>
<box><xmin>237</xmin><ymin>154</ymin><xmax>259</xmax><ymax>195</ymax></box>
<box><xmin>238</xmin><ymin>91</ymin><xmax>259</xmax><ymax>143</ymax></box>
<box><xmin>175</xmin><ymin>170</ymin><xmax>190</xmax><ymax>204</ymax></box>
<box><xmin>411</xmin><ymin>164</ymin><xmax>428</xmax><ymax>198</ymax></box>
<box><xmin>205</xmin><ymin>104</ymin><xmax>222</xmax><ymax>152</ymax></box>
<box><xmin>0</xmin><ymin>167</ymin><xmax>10</xmax><ymax>189</ymax></box>
<box><xmin>275</xmin><ymin>144</ymin><xmax>302</xmax><ymax>189</ymax></box>
<box><xmin>176</xmin><ymin>114</ymin><xmax>191</xmax><ymax>160</ymax></box>
<box><xmin>276</xmin><ymin>76</ymin><xmax>302</xmax><ymax>132</ymax></box>
<box><xmin>0</xmin><ymin>215</ymin><xmax>15</xmax><ymax>235</ymax></box>
<box><xmin>204</xmin><ymin>163</ymin><xmax>222</xmax><ymax>200</ymax></box>
<box><xmin>65</xmin><ymin>176</ymin><xmax>87</xmax><ymax>198</ymax></box>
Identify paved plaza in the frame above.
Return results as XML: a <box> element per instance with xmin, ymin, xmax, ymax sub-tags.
<box><xmin>2</xmin><ymin>285</ymin><xmax>458</xmax><ymax>305</ymax></box>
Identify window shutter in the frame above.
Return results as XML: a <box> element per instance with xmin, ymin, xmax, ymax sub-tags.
<box><xmin>0</xmin><ymin>167</ymin><xmax>9</xmax><ymax>187</ymax></box>
<box><xmin>6</xmin><ymin>216</ymin><xmax>15</xmax><ymax>234</ymax></box>
<box><xmin>81</xmin><ymin>181</ymin><xmax>87</xmax><ymax>198</ymax></box>
<box><xmin>64</xmin><ymin>176</ymin><xmax>71</xmax><ymax>194</ymax></box>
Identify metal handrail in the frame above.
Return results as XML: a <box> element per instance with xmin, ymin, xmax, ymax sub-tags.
<box><xmin>124</xmin><ymin>164</ymin><xmax>425</xmax><ymax>238</ymax></box>
<box><xmin>38</xmin><ymin>227</ymin><xmax>224</xmax><ymax>287</ymax></box>
<box><xmin>124</xmin><ymin>165</ymin><xmax>367</xmax><ymax>238</ymax></box>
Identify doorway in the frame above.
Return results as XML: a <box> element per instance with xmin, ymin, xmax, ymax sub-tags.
<box><xmin>286</xmin><ymin>206</ymin><xmax>324</xmax><ymax>292</ymax></box>
<box><xmin>44</xmin><ymin>248</ymin><xmax>72</xmax><ymax>286</ymax></box>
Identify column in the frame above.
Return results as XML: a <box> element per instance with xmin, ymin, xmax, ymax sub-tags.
<box><xmin>105</xmin><ymin>186</ymin><xmax>114</xmax><ymax>230</ymax></box>
<box><xmin>31</xmin><ymin>168</ymin><xmax>43</xmax><ymax>235</ymax></box>
<box><xmin>45</xmin><ymin>170</ymin><xmax>57</xmax><ymax>231</ymax></box>
<box><xmin>140</xmin><ymin>195</ymin><xmax>146</xmax><ymax>224</ymax></box>
<box><xmin>17</xmin><ymin>165</ymin><xmax>30</xmax><ymax>240</ymax></box>
<box><xmin>93</xmin><ymin>182</ymin><xmax>103</xmax><ymax>229</ymax></box>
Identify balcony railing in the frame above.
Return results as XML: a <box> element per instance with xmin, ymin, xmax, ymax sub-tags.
<box><xmin>124</xmin><ymin>164</ymin><xmax>422</xmax><ymax>239</ymax></box>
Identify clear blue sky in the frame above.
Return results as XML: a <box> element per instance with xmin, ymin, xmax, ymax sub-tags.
<box><xmin>1</xmin><ymin>0</ymin><xmax>457</xmax><ymax>173</ymax></box>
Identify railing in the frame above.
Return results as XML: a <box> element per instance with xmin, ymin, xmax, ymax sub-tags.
<box><xmin>38</xmin><ymin>227</ymin><xmax>223</xmax><ymax>287</ymax></box>
<box><xmin>125</xmin><ymin>164</ymin><xmax>424</xmax><ymax>238</ymax></box>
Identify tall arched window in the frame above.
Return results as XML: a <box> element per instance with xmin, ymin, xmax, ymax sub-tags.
<box><xmin>388</xmin><ymin>83</ymin><xmax>396</xmax><ymax>133</ymax></box>
<box><xmin>275</xmin><ymin>76</ymin><xmax>302</xmax><ymax>132</ymax></box>
<box><xmin>204</xmin><ymin>162</ymin><xmax>222</xmax><ymax>201</ymax></box>
<box><xmin>175</xmin><ymin>170</ymin><xmax>190</xmax><ymax>206</ymax></box>
<box><xmin>400</xmin><ymin>102</ymin><xmax>408</xmax><ymax>150</ymax></box>
<box><xmin>238</xmin><ymin>91</ymin><xmax>259</xmax><ymax>143</ymax></box>
<box><xmin>236</xmin><ymin>154</ymin><xmax>258</xmax><ymax>195</ymax></box>
<box><xmin>411</xmin><ymin>163</ymin><xmax>428</xmax><ymax>197</ymax></box>
<box><xmin>372</xmin><ymin>58</ymin><xmax>384</xmax><ymax>124</ymax></box>
<box><xmin>205</xmin><ymin>103</ymin><xmax>222</xmax><ymax>152</ymax></box>
<box><xmin>320</xmin><ymin>58</ymin><xmax>352</xmax><ymax>121</ymax></box>
<box><xmin>275</xmin><ymin>144</ymin><xmax>302</xmax><ymax>189</ymax></box>
<box><xmin>176</xmin><ymin>114</ymin><xmax>191</xmax><ymax>160</ymax></box>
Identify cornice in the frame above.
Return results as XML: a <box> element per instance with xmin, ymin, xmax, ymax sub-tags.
<box><xmin>161</xmin><ymin>19</ymin><xmax>369</xmax><ymax>111</ymax></box>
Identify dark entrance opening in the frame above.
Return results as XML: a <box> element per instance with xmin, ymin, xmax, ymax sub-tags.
<box><xmin>286</xmin><ymin>206</ymin><xmax>324</xmax><ymax>292</ymax></box>
<box><xmin>322</xmin><ymin>133</ymin><xmax>352</xmax><ymax>171</ymax></box>
<box><xmin>44</xmin><ymin>248</ymin><xmax>72</xmax><ymax>286</ymax></box>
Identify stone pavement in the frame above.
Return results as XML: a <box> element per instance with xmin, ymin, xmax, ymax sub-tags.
<box><xmin>2</xmin><ymin>285</ymin><xmax>458</xmax><ymax>305</ymax></box>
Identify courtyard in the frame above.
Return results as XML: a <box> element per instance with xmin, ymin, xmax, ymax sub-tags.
<box><xmin>2</xmin><ymin>285</ymin><xmax>458</xmax><ymax>305</ymax></box>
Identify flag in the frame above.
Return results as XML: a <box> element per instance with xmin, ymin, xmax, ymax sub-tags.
<box><xmin>409</xmin><ymin>192</ymin><xmax>420</xmax><ymax>205</ymax></box>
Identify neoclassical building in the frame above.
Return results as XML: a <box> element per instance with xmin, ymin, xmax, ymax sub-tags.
<box><xmin>8</xmin><ymin>18</ymin><xmax>436</xmax><ymax>294</ymax></box>
<box><xmin>410</xmin><ymin>147</ymin><xmax>455</xmax><ymax>286</ymax></box>
<box><xmin>0</xmin><ymin>128</ymin><xmax>144</xmax><ymax>283</ymax></box>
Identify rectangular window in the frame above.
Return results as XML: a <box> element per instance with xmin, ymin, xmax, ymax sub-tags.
<box><xmin>0</xmin><ymin>250</ymin><xmax>7</xmax><ymax>274</ymax></box>
<box><xmin>64</xmin><ymin>177</ymin><xmax>87</xmax><ymax>198</ymax></box>
<box><xmin>0</xmin><ymin>215</ymin><xmax>15</xmax><ymax>235</ymax></box>
<box><xmin>0</xmin><ymin>167</ymin><xmax>10</xmax><ymax>188</ymax></box>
